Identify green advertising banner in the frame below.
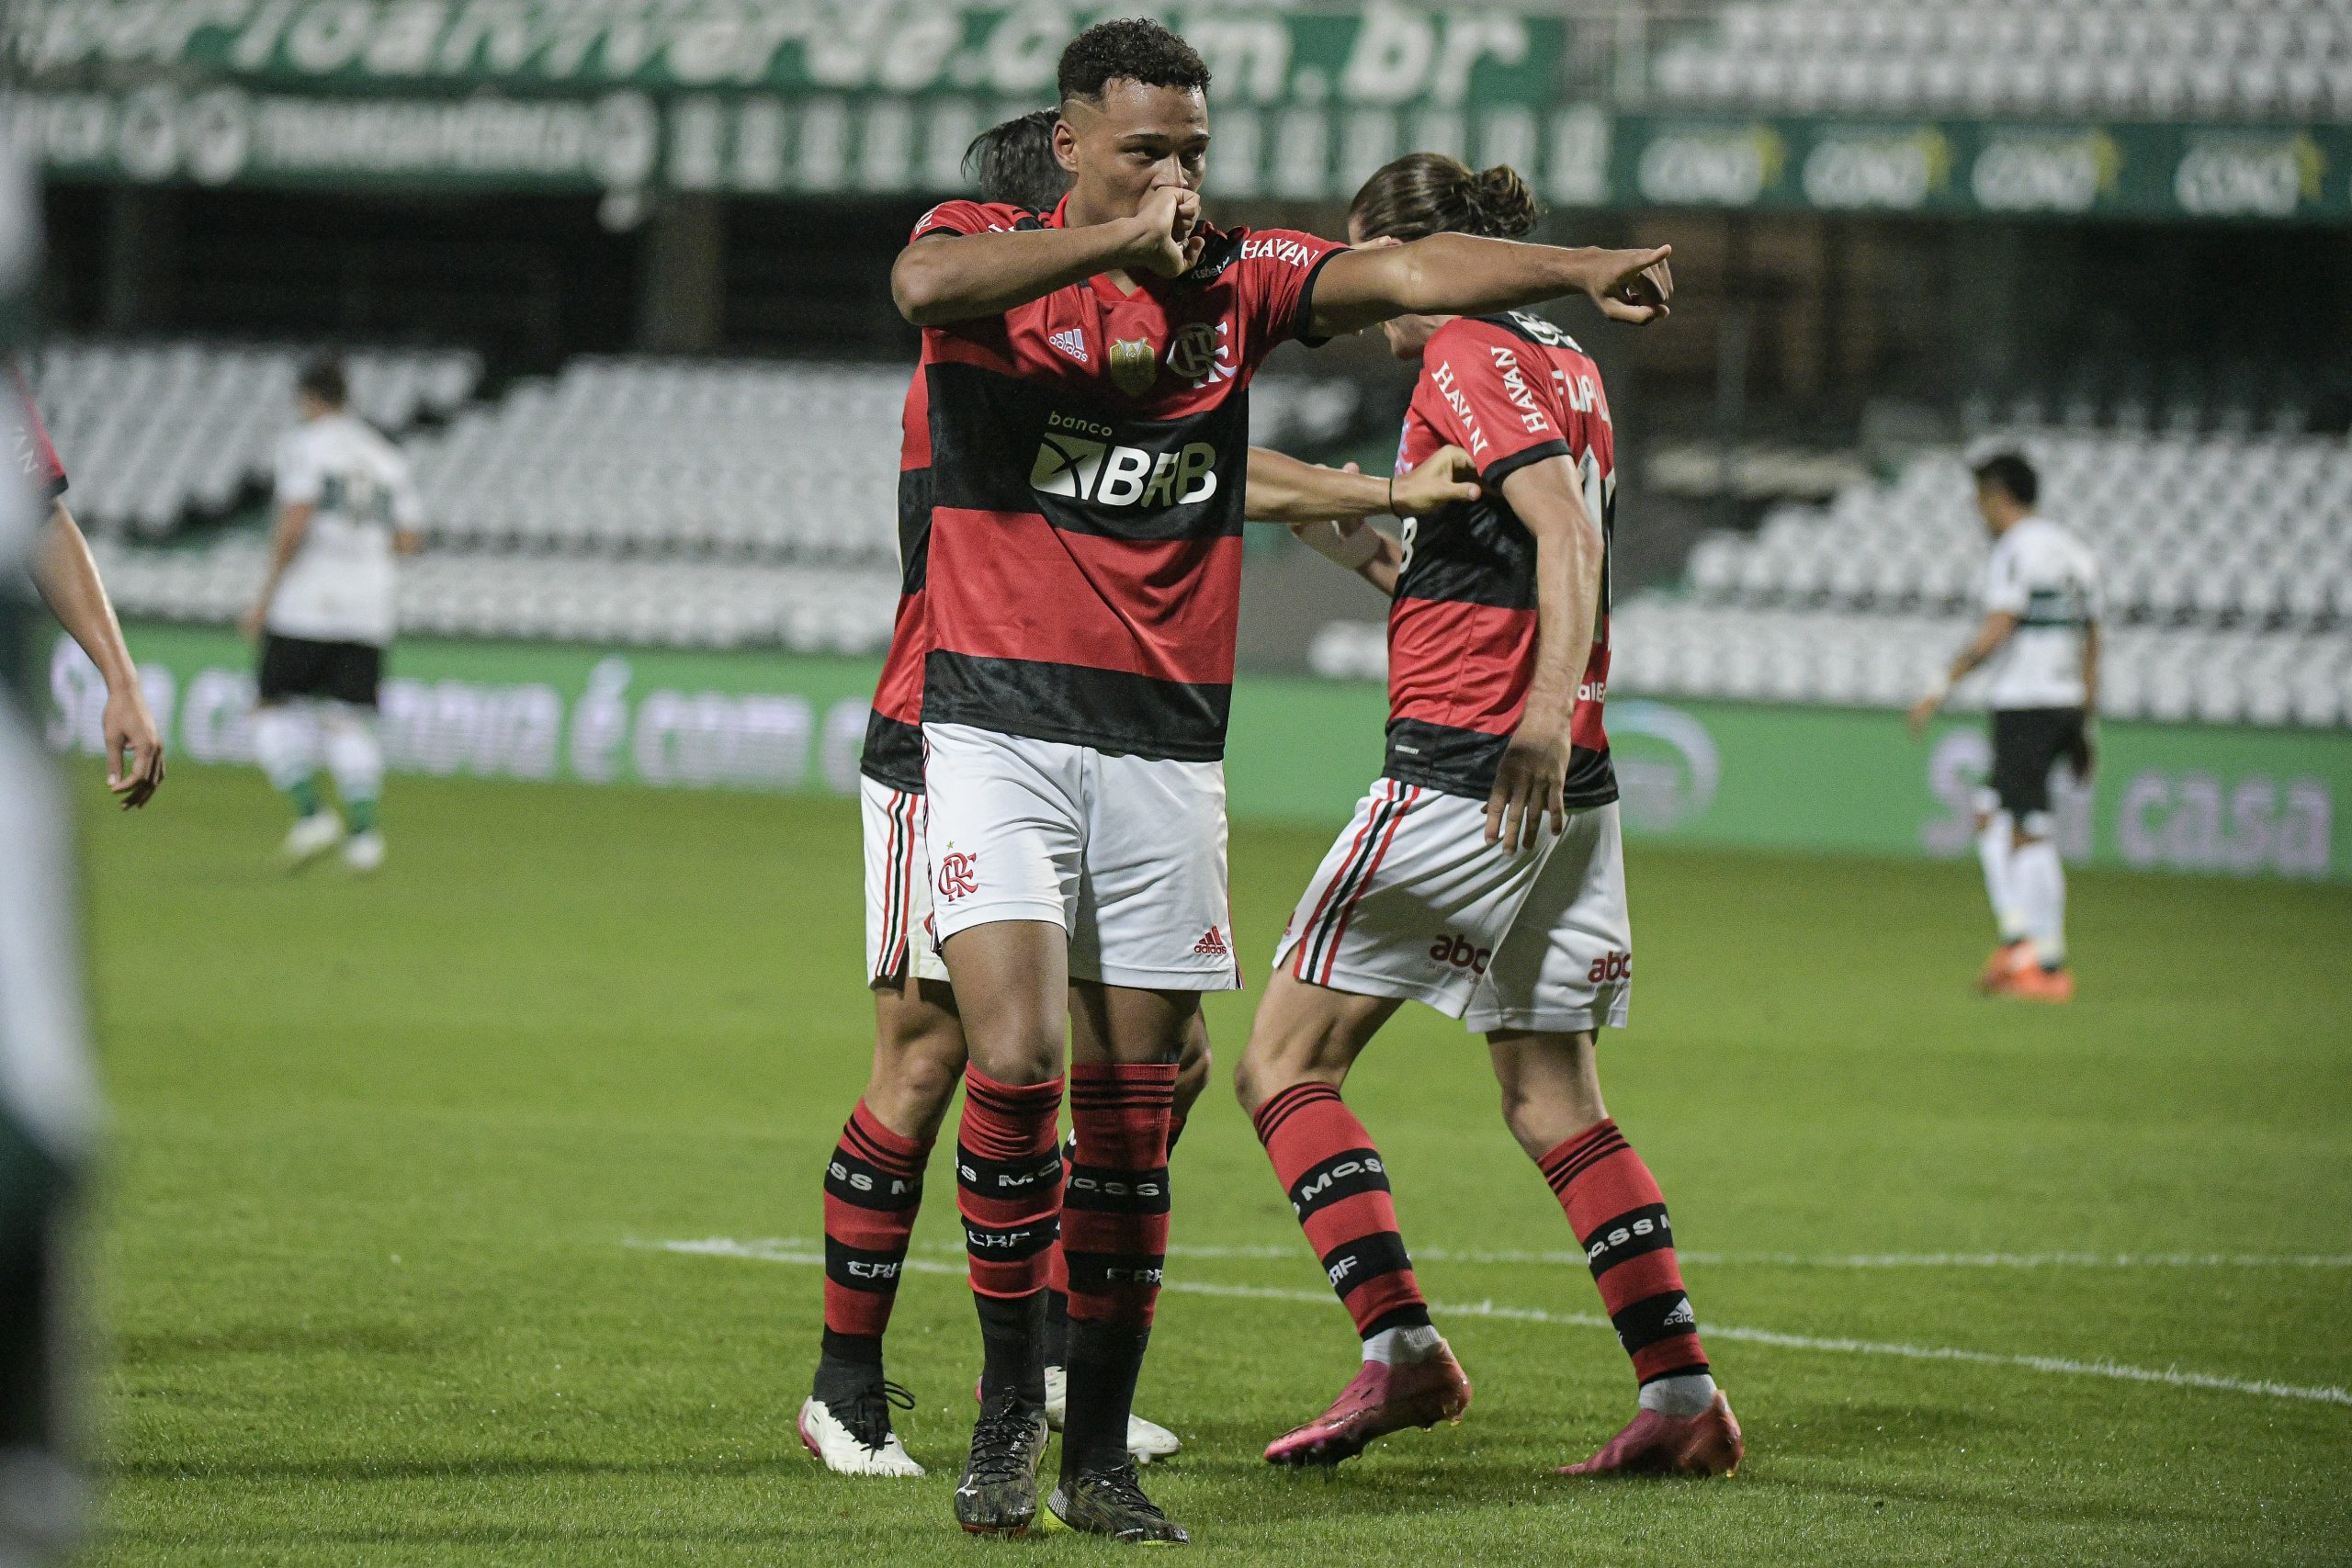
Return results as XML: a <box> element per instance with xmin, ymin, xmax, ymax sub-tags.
<box><xmin>45</xmin><ymin>625</ymin><xmax>2352</xmax><ymax>881</ymax></box>
<box><xmin>18</xmin><ymin>1</ymin><xmax>1564</xmax><ymax>107</ymax></box>
<box><xmin>1615</xmin><ymin>115</ymin><xmax>2352</xmax><ymax>223</ymax></box>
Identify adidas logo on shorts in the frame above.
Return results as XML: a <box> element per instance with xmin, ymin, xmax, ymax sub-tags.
<box><xmin>1193</xmin><ymin>926</ymin><xmax>1229</xmax><ymax>957</ymax></box>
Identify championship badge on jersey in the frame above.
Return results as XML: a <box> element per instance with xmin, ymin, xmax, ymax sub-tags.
<box><xmin>1108</xmin><ymin>336</ymin><xmax>1157</xmax><ymax>397</ymax></box>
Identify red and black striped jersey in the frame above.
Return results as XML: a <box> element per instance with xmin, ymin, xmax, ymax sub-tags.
<box><xmin>1385</xmin><ymin>313</ymin><xmax>1616</xmax><ymax>807</ymax></box>
<box><xmin>909</xmin><ymin>196</ymin><xmax>1343</xmax><ymax>761</ymax></box>
<box><xmin>6</xmin><ymin>358</ymin><xmax>66</xmax><ymax>501</ymax></box>
<box><xmin>861</xmin><ymin>367</ymin><xmax>934</xmax><ymax>792</ymax></box>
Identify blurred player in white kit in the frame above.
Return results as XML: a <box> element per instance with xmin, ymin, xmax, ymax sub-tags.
<box><xmin>242</xmin><ymin>355</ymin><xmax>424</xmax><ymax>874</ymax></box>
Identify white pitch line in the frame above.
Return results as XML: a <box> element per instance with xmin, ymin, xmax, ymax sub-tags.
<box><xmin>867</xmin><ymin>1236</ymin><xmax>2352</xmax><ymax>1272</ymax></box>
<box><xmin>641</xmin><ymin>1237</ymin><xmax>2352</xmax><ymax>1410</ymax></box>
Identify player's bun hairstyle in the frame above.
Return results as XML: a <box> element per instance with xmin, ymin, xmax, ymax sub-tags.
<box><xmin>965</xmin><ymin>108</ymin><xmax>1069</xmax><ymax>211</ymax></box>
<box><xmin>1971</xmin><ymin>450</ymin><xmax>2040</xmax><ymax>507</ymax></box>
<box><xmin>1349</xmin><ymin>153</ymin><xmax>1540</xmax><ymax>243</ymax></box>
<box><xmin>297</xmin><ymin>354</ymin><xmax>348</xmax><ymax>409</ymax></box>
<box><xmin>1057</xmin><ymin>17</ymin><xmax>1211</xmax><ymax>105</ymax></box>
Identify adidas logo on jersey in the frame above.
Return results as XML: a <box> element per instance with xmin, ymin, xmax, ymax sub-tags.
<box><xmin>1193</xmin><ymin>926</ymin><xmax>1228</xmax><ymax>956</ymax></box>
<box><xmin>1031</xmin><ymin>414</ymin><xmax>1219</xmax><ymax>508</ymax></box>
<box><xmin>1048</xmin><ymin>327</ymin><xmax>1089</xmax><ymax>364</ymax></box>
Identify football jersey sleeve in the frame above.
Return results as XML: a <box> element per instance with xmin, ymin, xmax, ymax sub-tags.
<box><xmin>6</xmin><ymin>362</ymin><xmax>66</xmax><ymax>499</ymax></box>
<box><xmin>1983</xmin><ymin>536</ymin><xmax>2031</xmax><ymax>616</ymax></box>
<box><xmin>910</xmin><ymin>198</ymin><xmax>1010</xmax><ymax>244</ymax></box>
<box><xmin>1230</xmin><ymin>228</ymin><xmax>1348</xmax><ymax>350</ymax></box>
<box><xmin>1415</xmin><ymin>320</ymin><xmax>1573</xmax><ymax>487</ymax></box>
<box><xmin>274</xmin><ymin>430</ymin><xmax>324</xmax><ymax>508</ymax></box>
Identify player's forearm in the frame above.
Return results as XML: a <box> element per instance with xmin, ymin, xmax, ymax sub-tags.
<box><xmin>1523</xmin><ymin>519</ymin><xmax>1599</xmax><ymax>729</ymax></box>
<box><xmin>30</xmin><ymin>501</ymin><xmax>137</xmax><ymax>689</ymax></box>
<box><xmin>1314</xmin><ymin>236</ymin><xmax>1613</xmax><ymax>337</ymax></box>
<box><xmin>892</xmin><ymin>220</ymin><xmax>1155</xmax><ymax>325</ymax></box>
<box><xmin>254</xmin><ymin>506</ymin><xmax>311</xmax><ymax>608</ymax></box>
<box><xmin>1244</xmin><ymin>447</ymin><xmax>1393</xmax><ymax>525</ymax></box>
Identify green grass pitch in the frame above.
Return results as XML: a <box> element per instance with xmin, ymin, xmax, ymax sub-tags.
<box><xmin>74</xmin><ymin>764</ymin><xmax>2352</xmax><ymax>1564</ymax></box>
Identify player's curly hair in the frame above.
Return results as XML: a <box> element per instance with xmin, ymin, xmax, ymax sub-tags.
<box><xmin>1349</xmin><ymin>153</ymin><xmax>1541</xmax><ymax>243</ymax></box>
<box><xmin>1057</xmin><ymin>18</ymin><xmax>1211</xmax><ymax>106</ymax></box>
<box><xmin>964</xmin><ymin>108</ymin><xmax>1068</xmax><ymax>211</ymax></box>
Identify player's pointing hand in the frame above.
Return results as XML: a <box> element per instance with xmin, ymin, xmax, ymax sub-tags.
<box><xmin>1586</xmin><ymin>245</ymin><xmax>1673</xmax><ymax>324</ymax></box>
<box><xmin>1391</xmin><ymin>446</ymin><xmax>1482</xmax><ymax>516</ymax></box>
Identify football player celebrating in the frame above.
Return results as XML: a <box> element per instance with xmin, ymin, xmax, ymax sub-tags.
<box><xmin>893</xmin><ymin>22</ymin><xmax>1669</xmax><ymax>1540</ymax></box>
<box><xmin>803</xmin><ymin>108</ymin><xmax>1456</xmax><ymax>1482</ymax></box>
<box><xmin>1230</xmin><ymin>154</ymin><xmax>1740</xmax><ymax>1482</ymax></box>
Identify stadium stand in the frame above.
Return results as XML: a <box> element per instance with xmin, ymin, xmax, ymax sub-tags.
<box><xmin>1609</xmin><ymin>432</ymin><xmax>2351</xmax><ymax>729</ymax></box>
<box><xmin>39</xmin><ymin>344</ymin><xmax>1363</xmax><ymax>656</ymax></box>
<box><xmin>32</xmin><ymin>342</ymin><xmax>481</xmax><ymax>539</ymax></box>
<box><xmin>1647</xmin><ymin>0</ymin><xmax>2352</xmax><ymax>120</ymax></box>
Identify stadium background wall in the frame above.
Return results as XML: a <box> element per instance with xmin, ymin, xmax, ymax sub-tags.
<box><xmin>47</xmin><ymin>623</ymin><xmax>2350</xmax><ymax>883</ymax></box>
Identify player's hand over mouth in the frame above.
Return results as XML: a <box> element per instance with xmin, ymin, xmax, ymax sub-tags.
<box><xmin>1392</xmin><ymin>446</ymin><xmax>1482</xmax><ymax>514</ymax></box>
<box><xmin>1124</xmin><ymin>186</ymin><xmax>1204</xmax><ymax>278</ymax></box>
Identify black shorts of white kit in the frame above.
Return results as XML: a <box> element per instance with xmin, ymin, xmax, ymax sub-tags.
<box><xmin>1987</xmin><ymin>706</ymin><xmax>2089</xmax><ymax>818</ymax></box>
<box><xmin>256</xmin><ymin>634</ymin><xmax>383</xmax><ymax>709</ymax></box>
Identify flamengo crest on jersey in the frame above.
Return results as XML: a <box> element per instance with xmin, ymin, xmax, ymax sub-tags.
<box><xmin>905</xmin><ymin>195</ymin><xmax>1342</xmax><ymax>762</ymax></box>
<box><xmin>1387</xmin><ymin>312</ymin><xmax>1619</xmax><ymax>806</ymax></box>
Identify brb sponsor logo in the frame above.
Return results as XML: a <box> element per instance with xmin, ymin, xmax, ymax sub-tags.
<box><xmin>1429</xmin><ymin>932</ymin><xmax>1492</xmax><ymax>976</ymax></box>
<box><xmin>1586</xmin><ymin>950</ymin><xmax>1632</xmax><ymax>985</ymax></box>
<box><xmin>936</xmin><ymin>849</ymin><xmax>978</xmax><ymax>903</ymax></box>
<box><xmin>1031</xmin><ymin>411</ymin><xmax>1218</xmax><ymax>508</ymax></box>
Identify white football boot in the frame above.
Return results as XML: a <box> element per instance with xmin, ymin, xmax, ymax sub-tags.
<box><xmin>1044</xmin><ymin>1363</ymin><xmax>1182</xmax><ymax>1465</ymax></box>
<box><xmin>281</xmin><ymin>811</ymin><xmax>343</xmax><ymax>868</ymax></box>
<box><xmin>797</xmin><ymin>1387</ymin><xmax>924</xmax><ymax>1478</ymax></box>
<box><xmin>343</xmin><ymin>830</ymin><xmax>386</xmax><ymax>874</ymax></box>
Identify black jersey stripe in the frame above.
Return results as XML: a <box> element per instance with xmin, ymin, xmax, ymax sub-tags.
<box><xmin>1382</xmin><ymin>717</ymin><xmax>1618</xmax><ymax>806</ymax></box>
<box><xmin>922</xmin><ymin>651</ymin><xmax>1230</xmax><ymax>764</ymax></box>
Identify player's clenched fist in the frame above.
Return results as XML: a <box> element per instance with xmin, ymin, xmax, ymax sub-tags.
<box><xmin>1391</xmin><ymin>445</ymin><xmax>1482</xmax><ymax>515</ymax></box>
<box><xmin>1124</xmin><ymin>185</ymin><xmax>1204</xmax><ymax>278</ymax></box>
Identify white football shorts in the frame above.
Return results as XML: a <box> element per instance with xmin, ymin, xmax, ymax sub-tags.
<box><xmin>862</xmin><ymin>774</ymin><xmax>948</xmax><ymax>987</ymax></box>
<box><xmin>1273</xmin><ymin>781</ymin><xmax>1633</xmax><ymax>1033</ymax></box>
<box><xmin>921</xmin><ymin>722</ymin><xmax>1241</xmax><ymax>992</ymax></box>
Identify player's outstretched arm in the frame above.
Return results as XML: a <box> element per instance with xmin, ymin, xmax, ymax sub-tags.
<box><xmin>1307</xmin><ymin>237</ymin><xmax>1672</xmax><ymax>340</ymax></box>
<box><xmin>1908</xmin><ymin>611</ymin><xmax>2021</xmax><ymax>736</ymax></box>
<box><xmin>892</xmin><ymin>186</ymin><xmax>1202</xmax><ymax>326</ymax></box>
<box><xmin>1486</xmin><ymin>457</ymin><xmax>1605</xmax><ymax>852</ymax></box>
<box><xmin>1241</xmin><ymin>445</ymin><xmax>1477</xmax><ymax>526</ymax></box>
<box><xmin>30</xmin><ymin>498</ymin><xmax>164</xmax><ymax>807</ymax></box>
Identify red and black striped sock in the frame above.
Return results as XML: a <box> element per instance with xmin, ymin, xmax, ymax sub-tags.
<box><xmin>1252</xmin><ymin>1081</ymin><xmax>1430</xmax><ymax>1339</ymax></box>
<box><xmin>819</xmin><ymin>1100</ymin><xmax>929</xmax><ymax>1390</ymax></box>
<box><xmin>1059</xmin><ymin>1063</ymin><xmax>1176</xmax><ymax>1474</ymax></box>
<box><xmin>956</xmin><ymin>1067</ymin><xmax>1064</xmax><ymax>1405</ymax></box>
<box><xmin>1537</xmin><ymin>1119</ymin><xmax>1712</xmax><ymax>1392</ymax></box>
<box><xmin>1043</xmin><ymin>1106</ymin><xmax>1189</xmax><ymax>1370</ymax></box>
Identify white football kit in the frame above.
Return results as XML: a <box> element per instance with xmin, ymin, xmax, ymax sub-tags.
<box><xmin>1979</xmin><ymin>514</ymin><xmax>2100</xmax><ymax>713</ymax></box>
<box><xmin>921</xmin><ymin>723</ymin><xmax>1240</xmax><ymax>992</ymax></box>
<box><xmin>861</xmin><ymin>775</ymin><xmax>949</xmax><ymax>986</ymax></box>
<box><xmin>1274</xmin><ymin>784</ymin><xmax>1633</xmax><ymax>1033</ymax></box>
<box><xmin>266</xmin><ymin>412</ymin><xmax>422</xmax><ymax>648</ymax></box>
